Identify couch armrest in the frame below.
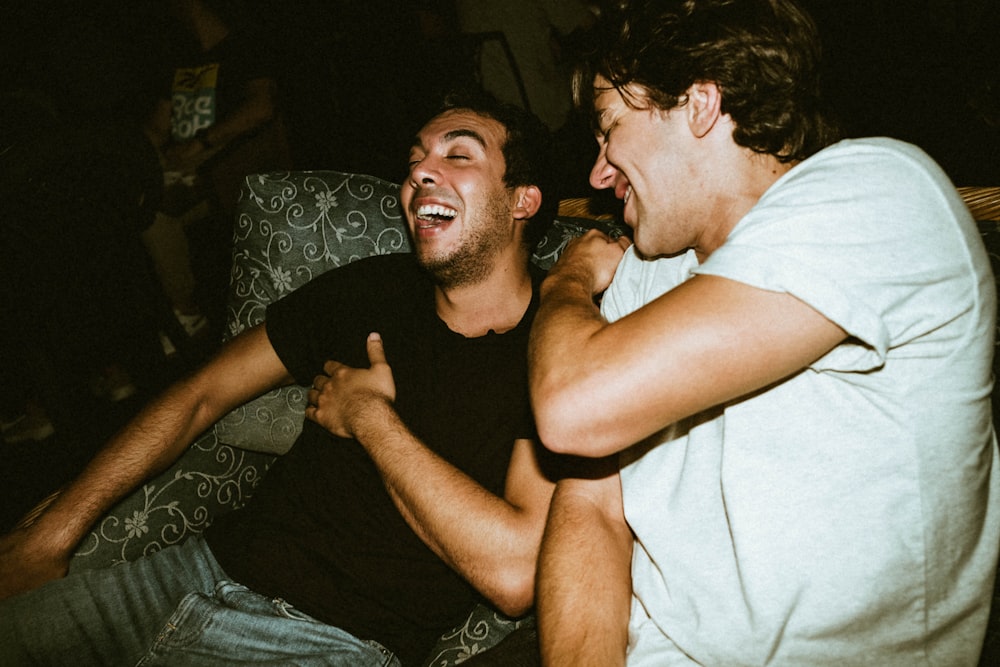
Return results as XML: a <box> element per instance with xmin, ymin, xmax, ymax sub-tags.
<box><xmin>69</xmin><ymin>431</ymin><xmax>274</xmax><ymax>571</ymax></box>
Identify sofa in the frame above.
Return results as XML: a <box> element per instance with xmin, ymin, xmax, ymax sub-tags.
<box><xmin>42</xmin><ymin>171</ymin><xmax>1000</xmax><ymax>664</ymax></box>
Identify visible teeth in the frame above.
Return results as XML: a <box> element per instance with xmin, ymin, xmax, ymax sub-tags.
<box><xmin>624</xmin><ymin>185</ymin><xmax>632</xmax><ymax>205</ymax></box>
<box><xmin>416</xmin><ymin>204</ymin><xmax>458</xmax><ymax>219</ymax></box>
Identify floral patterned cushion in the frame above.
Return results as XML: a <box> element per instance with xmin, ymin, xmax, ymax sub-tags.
<box><xmin>70</xmin><ymin>429</ymin><xmax>273</xmax><ymax>568</ymax></box>
<box><xmin>423</xmin><ymin>606</ymin><xmax>536</xmax><ymax>666</ymax></box>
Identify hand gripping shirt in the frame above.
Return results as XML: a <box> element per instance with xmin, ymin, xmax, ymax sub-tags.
<box><xmin>603</xmin><ymin>138</ymin><xmax>999</xmax><ymax>666</ymax></box>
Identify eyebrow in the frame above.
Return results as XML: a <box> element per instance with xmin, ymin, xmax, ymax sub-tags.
<box><xmin>411</xmin><ymin>128</ymin><xmax>489</xmax><ymax>151</ymax></box>
<box><xmin>444</xmin><ymin>128</ymin><xmax>487</xmax><ymax>147</ymax></box>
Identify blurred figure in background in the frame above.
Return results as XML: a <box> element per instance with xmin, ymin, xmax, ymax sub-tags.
<box><xmin>143</xmin><ymin>0</ymin><xmax>290</xmax><ymax>346</ymax></box>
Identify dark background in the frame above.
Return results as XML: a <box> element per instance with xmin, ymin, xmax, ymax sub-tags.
<box><xmin>3</xmin><ymin>0</ymin><xmax>998</xmax><ymax>188</ymax></box>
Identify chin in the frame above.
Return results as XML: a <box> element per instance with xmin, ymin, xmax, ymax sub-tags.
<box><xmin>633</xmin><ymin>235</ymin><xmax>682</xmax><ymax>261</ymax></box>
<box><xmin>632</xmin><ymin>244</ymin><xmax>661</xmax><ymax>261</ymax></box>
<box><xmin>630</xmin><ymin>230</ymin><xmax>653</xmax><ymax>258</ymax></box>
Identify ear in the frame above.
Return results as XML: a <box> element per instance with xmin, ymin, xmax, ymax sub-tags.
<box><xmin>512</xmin><ymin>185</ymin><xmax>542</xmax><ymax>220</ymax></box>
<box><xmin>685</xmin><ymin>81</ymin><xmax>723</xmax><ymax>139</ymax></box>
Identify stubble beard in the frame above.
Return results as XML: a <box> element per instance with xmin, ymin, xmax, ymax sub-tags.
<box><xmin>418</xmin><ymin>189</ymin><xmax>513</xmax><ymax>289</ymax></box>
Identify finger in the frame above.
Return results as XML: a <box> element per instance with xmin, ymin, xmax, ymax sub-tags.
<box><xmin>366</xmin><ymin>332</ymin><xmax>387</xmax><ymax>366</ymax></box>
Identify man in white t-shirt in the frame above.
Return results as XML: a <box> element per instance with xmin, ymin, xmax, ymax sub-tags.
<box><xmin>528</xmin><ymin>1</ymin><xmax>999</xmax><ymax>665</ymax></box>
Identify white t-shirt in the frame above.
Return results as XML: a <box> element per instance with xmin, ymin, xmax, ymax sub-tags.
<box><xmin>602</xmin><ymin>138</ymin><xmax>999</xmax><ymax>666</ymax></box>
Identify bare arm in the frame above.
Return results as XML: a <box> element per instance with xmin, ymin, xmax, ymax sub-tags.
<box><xmin>306</xmin><ymin>333</ymin><xmax>557</xmax><ymax>617</ymax></box>
<box><xmin>538</xmin><ymin>468</ymin><xmax>632</xmax><ymax>667</ymax></box>
<box><xmin>0</xmin><ymin>325</ymin><xmax>292</xmax><ymax>599</ymax></box>
<box><xmin>530</xmin><ymin>238</ymin><xmax>848</xmax><ymax>457</ymax></box>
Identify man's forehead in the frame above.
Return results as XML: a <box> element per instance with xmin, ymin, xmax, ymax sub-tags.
<box><xmin>414</xmin><ymin>110</ymin><xmax>505</xmax><ymax>148</ymax></box>
<box><xmin>592</xmin><ymin>76</ymin><xmax>652</xmax><ymax>116</ymax></box>
<box><xmin>592</xmin><ymin>80</ymin><xmax>623</xmax><ymax>122</ymax></box>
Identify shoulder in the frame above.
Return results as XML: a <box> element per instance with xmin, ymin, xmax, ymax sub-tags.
<box><xmin>774</xmin><ymin>138</ymin><xmax>958</xmax><ymax>208</ymax></box>
<box><xmin>327</xmin><ymin>252</ymin><xmax>425</xmax><ymax>290</ymax></box>
<box><xmin>316</xmin><ymin>252</ymin><xmax>422</xmax><ymax>282</ymax></box>
<box><xmin>270</xmin><ymin>253</ymin><xmax>426</xmax><ymax>313</ymax></box>
<box><xmin>735</xmin><ymin>138</ymin><xmax>970</xmax><ymax>245</ymax></box>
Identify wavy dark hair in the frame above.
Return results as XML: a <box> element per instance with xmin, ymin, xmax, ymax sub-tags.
<box><xmin>434</xmin><ymin>89</ymin><xmax>558</xmax><ymax>250</ymax></box>
<box><xmin>574</xmin><ymin>0</ymin><xmax>842</xmax><ymax>162</ymax></box>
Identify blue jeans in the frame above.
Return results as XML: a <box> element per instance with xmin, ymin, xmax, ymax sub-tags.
<box><xmin>0</xmin><ymin>536</ymin><xmax>401</xmax><ymax>666</ymax></box>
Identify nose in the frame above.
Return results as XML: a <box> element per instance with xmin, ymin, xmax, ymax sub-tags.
<box><xmin>409</xmin><ymin>155</ymin><xmax>440</xmax><ymax>187</ymax></box>
<box><xmin>589</xmin><ymin>141</ymin><xmax>617</xmax><ymax>190</ymax></box>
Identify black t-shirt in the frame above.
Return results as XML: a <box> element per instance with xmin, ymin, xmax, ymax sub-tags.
<box><xmin>206</xmin><ymin>253</ymin><xmax>541</xmax><ymax>664</ymax></box>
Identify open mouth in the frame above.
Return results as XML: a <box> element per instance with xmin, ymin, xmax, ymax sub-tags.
<box><xmin>623</xmin><ymin>184</ymin><xmax>633</xmax><ymax>206</ymax></box>
<box><xmin>416</xmin><ymin>204</ymin><xmax>458</xmax><ymax>229</ymax></box>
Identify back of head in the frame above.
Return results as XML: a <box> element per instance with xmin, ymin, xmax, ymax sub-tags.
<box><xmin>434</xmin><ymin>89</ymin><xmax>559</xmax><ymax>250</ymax></box>
<box><xmin>574</xmin><ymin>0</ymin><xmax>842</xmax><ymax>162</ymax></box>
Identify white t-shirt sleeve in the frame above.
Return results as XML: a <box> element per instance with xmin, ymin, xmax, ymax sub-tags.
<box><xmin>601</xmin><ymin>246</ymin><xmax>700</xmax><ymax>323</ymax></box>
<box><xmin>694</xmin><ymin>138</ymin><xmax>984</xmax><ymax>375</ymax></box>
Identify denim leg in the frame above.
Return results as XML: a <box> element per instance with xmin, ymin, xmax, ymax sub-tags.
<box><xmin>138</xmin><ymin>581</ymin><xmax>401</xmax><ymax>667</ymax></box>
<box><xmin>1</xmin><ymin>536</ymin><xmax>401</xmax><ymax>667</ymax></box>
<box><xmin>0</xmin><ymin>536</ymin><xmax>226</xmax><ymax>666</ymax></box>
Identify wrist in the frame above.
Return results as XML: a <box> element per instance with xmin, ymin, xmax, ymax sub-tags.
<box><xmin>349</xmin><ymin>394</ymin><xmax>397</xmax><ymax>440</ymax></box>
<box><xmin>542</xmin><ymin>265</ymin><xmax>599</xmax><ymax>302</ymax></box>
<box><xmin>25</xmin><ymin>494</ymin><xmax>97</xmax><ymax>556</ymax></box>
<box><xmin>13</xmin><ymin>522</ymin><xmax>74</xmax><ymax>562</ymax></box>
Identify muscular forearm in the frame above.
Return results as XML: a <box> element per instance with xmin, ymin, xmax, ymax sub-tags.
<box><xmin>537</xmin><ymin>475</ymin><xmax>632</xmax><ymax>667</ymax></box>
<box><xmin>5</xmin><ymin>326</ymin><xmax>288</xmax><ymax>587</ymax></box>
<box><xmin>23</xmin><ymin>382</ymin><xmax>222</xmax><ymax>557</ymax></box>
<box><xmin>351</xmin><ymin>399</ymin><xmax>544</xmax><ymax>616</ymax></box>
<box><xmin>0</xmin><ymin>381</ymin><xmax>224</xmax><ymax>601</ymax></box>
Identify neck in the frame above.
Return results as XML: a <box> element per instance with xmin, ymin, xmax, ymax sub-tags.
<box><xmin>696</xmin><ymin>151</ymin><xmax>797</xmax><ymax>261</ymax></box>
<box><xmin>435</xmin><ymin>253</ymin><xmax>534</xmax><ymax>338</ymax></box>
